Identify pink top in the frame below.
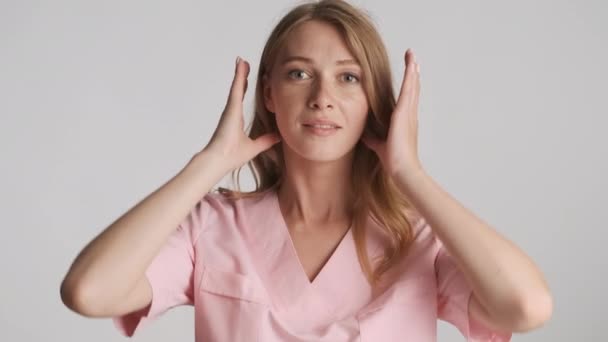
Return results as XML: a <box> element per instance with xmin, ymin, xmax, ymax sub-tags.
<box><xmin>113</xmin><ymin>190</ymin><xmax>512</xmax><ymax>341</ymax></box>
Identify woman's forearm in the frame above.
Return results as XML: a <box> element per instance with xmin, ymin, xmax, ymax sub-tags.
<box><xmin>60</xmin><ymin>150</ymin><xmax>228</xmax><ymax>313</ymax></box>
<box><xmin>393</xmin><ymin>167</ymin><xmax>553</xmax><ymax>330</ymax></box>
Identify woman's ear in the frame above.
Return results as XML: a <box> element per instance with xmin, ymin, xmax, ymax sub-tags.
<box><xmin>262</xmin><ymin>73</ymin><xmax>275</xmax><ymax>113</ymax></box>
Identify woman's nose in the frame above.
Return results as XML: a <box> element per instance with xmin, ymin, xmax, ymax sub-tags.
<box><xmin>308</xmin><ymin>78</ymin><xmax>334</xmax><ymax>110</ymax></box>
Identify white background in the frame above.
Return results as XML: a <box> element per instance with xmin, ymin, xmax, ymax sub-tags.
<box><xmin>1</xmin><ymin>0</ymin><xmax>606</xmax><ymax>340</ymax></box>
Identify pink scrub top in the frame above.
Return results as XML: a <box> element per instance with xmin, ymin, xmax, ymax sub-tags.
<box><xmin>113</xmin><ymin>190</ymin><xmax>512</xmax><ymax>341</ymax></box>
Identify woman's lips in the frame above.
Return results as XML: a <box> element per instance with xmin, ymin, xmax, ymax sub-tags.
<box><xmin>302</xmin><ymin>124</ymin><xmax>341</xmax><ymax>136</ymax></box>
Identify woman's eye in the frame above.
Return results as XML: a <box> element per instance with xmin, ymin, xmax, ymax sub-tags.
<box><xmin>288</xmin><ymin>70</ymin><xmax>310</xmax><ymax>80</ymax></box>
<box><xmin>287</xmin><ymin>70</ymin><xmax>360</xmax><ymax>83</ymax></box>
<box><xmin>342</xmin><ymin>73</ymin><xmax>360</xmax><ymax>83</ymax></box>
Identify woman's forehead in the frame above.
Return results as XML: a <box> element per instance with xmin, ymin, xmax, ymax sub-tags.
<box><xmin>281</xmin><ymin>21</ymin><xmax>353</xmax><ymax>58</ymax></box>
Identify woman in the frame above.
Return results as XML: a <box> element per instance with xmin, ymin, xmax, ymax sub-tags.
<box><xmin>60</xmin><ymin>0</ymin><xmax>553</xmax><ymax>340</ymax></box>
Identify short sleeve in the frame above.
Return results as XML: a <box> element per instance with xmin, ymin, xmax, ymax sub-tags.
<box><xmin>435</xmin><ymin>239</ymin><xmax>513</xmax><ymax>341</ymax></box>
<box><xmin>112</xmin><ymin>195</ymin><xmax>210</xmax><ymax>337</ymax></box>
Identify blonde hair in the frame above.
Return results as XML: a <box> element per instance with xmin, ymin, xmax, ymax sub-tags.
<box><xmin>216</xmin><ymin>0</ymin><xmax>421</xmax><ymax>288</ymax></box>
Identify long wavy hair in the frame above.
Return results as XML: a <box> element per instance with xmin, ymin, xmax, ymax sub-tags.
<box><xmin>215</xmin><ymin>0</ymin><xmax>421</xmax><ymax>288</ymax></box>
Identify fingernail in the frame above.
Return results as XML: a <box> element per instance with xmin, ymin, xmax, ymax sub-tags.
<box><xmin>236</xmin><ymin>56</ymin><xmax>241</xmax><ymax>66</ymax></box>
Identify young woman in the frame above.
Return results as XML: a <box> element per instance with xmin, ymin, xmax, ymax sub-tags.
<box><xmin>60</xmin><ymin>1</ymin><xmax>552</xmax><ymax>341</ymax></box>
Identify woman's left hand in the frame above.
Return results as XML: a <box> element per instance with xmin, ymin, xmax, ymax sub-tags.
<box><xmin>361</xmin><ymin>48</ymin><xmax>422</xmax><ymax>178</ymax></box>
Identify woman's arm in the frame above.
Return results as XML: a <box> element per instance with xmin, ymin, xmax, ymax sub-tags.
<box><xmin>393</xmin><ymin>167</ymin><xmax>553</xmax><ymax>333</ymax></box>
<box><xmin>60</xmin><ymin>150</ymin><xmax>227</xmax><ymax>317</ymax></box>
<box><xmin>60</xmin><ymin>56</ymin><xmax>281</xmax><ymax>317</ymax></box>
<box><xmin>360</xmin><ymin>48</ymin><xmax>551</xmax><ymax>333</ymax></box>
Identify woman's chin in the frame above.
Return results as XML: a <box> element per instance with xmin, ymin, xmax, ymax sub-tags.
<box><xmin>296</xmin><ymin>147</ymin><xmax>353</xmax><ymax>163</ymax></box>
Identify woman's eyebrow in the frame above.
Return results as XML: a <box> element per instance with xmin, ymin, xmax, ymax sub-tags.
<box><xmin>280</xmin><ymin>55</ymin><xmax>360</xmax><ymax>67</ymax></box>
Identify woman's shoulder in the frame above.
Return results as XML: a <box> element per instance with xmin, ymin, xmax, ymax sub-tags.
<box><xmin>195</xmin><ymin>189</ymin><xmax>276</xmax><ymax>229</ymax></box>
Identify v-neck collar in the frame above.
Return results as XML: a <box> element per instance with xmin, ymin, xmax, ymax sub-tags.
<box><xmin>272</xmin><ymin>190</ymin><xmax>353</xmax><ymax>287</ymax></box>
<box><xmin>243</xmin><ymin>190</ymin><xmax>378</xmax><ymax>317</ymax></box>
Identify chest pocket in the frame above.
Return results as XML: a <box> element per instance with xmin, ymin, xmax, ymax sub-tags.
<box><xmin>196</xmin><ymin>265</ymin><xmax>271</xmax><ymax>342</ymax></box>
<box><xmin>356</xmin><ymin>275</ymin><xmax>437</xmax><ymax>341</ymax></box>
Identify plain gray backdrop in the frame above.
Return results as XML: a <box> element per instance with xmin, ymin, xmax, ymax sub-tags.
<box><xmin>1</xmin><ymin>0</ymin><xmax>605</xmax><ymax>341</ymax></box>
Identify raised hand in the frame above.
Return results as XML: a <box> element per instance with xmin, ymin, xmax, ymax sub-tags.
<box><xmin>203</xmin><ymin>56</ymin><xmax>281</xmax><ymax>171</ymax></box>
<box><xmin>361</xmin><ymin>48</ymin><xmax>422</xmax><ymax>177</ymax></box>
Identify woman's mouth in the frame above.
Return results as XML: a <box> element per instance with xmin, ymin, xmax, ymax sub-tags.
<box><xmin>302</xmin><ymin>124</ymin><xmax>341</xmax><ymax>136</ymax></box>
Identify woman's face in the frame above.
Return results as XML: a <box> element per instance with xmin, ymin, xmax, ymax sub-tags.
<box><xmin>264</xmin><ymin>20</ymin><xmax>369</xmax><ymax>162</ymax></box>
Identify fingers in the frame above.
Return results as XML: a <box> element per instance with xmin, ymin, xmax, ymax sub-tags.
<box><xmin>251</xmin><ymin>133</ymin><xmax>282</xmax><ymax>155</ymax></box>
<box><xmin>395</xmin><ymin>49</ymin><xmax>420</xmax><ymax>110</ymax></box>
<box><xmin>226</xmin><ymin>56</ymin><xmax>250</xmax><ymax>110</ymax></box>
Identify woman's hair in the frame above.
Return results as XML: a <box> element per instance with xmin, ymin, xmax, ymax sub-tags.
<box><xmin>215</xmin><ymin>0</ymin><xmax>421</xmax><ymax>288</ymax></box>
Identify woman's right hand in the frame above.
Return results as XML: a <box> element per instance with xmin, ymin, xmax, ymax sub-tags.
<box><xmin>202</xmin><ymin>56</ymin><xmax>281</xmax><ymax>172</ymax></box>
